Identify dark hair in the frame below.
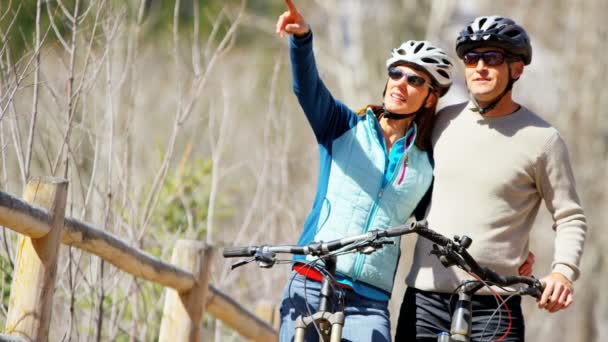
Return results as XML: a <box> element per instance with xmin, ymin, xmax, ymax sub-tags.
<box><xmin>357</xmin><ymin>97</ymin><xmax>438</xmax><ymax>151</ymax></box>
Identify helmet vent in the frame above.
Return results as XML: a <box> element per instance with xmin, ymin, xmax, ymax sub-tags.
<box><xmin>386</xmin><ymin>40</ymin><xmax>454</xmax><ymax>93</ymax></box>
<box><xmin>437</xmin><ymin>69</ymin><xmax>450</xmax><ymax>79</ymax></box>
<box><xmin>503</xmin><ymin>29</ymin><xmax>521</xmax><ymax>38</ymax></box>
<box><xmin>456</xmin><ymin>16</ymin><xmax>532</xmax><ymax>65</ymax></box>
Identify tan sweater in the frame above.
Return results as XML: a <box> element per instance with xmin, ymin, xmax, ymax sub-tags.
<box><xmin>405</xmin><ymin>102</ymin><xmax>587</xmax><ymax>293</ymax></box>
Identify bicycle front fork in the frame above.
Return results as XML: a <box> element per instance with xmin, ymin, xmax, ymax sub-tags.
<box><xmin>294</xmin><ymin>311</ymin><xmax>345</xmax><ymax>342</ymax></box>
<box><xmin>293</xmin><ymin>256</ymin><xmax>345</xmax><ymax>342</ymax></box>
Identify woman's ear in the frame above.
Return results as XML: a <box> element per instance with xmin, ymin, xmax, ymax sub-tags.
<box><xmin>425</xmin><ymin>91</ymin><xmax>438</xmax><ymax>108</ymax></box>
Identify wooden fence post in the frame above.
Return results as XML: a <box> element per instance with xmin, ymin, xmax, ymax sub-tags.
<box><xmin>159</xmin><ymin>240</ymin><xmax>213</xmax><ymax>342</ymax></box>
<box><xmin>4</xmin><ymin>177</ymin><xmax>68</xmax><ymax>341</ymax></box>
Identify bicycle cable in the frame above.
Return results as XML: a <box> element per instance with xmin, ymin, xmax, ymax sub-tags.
<box><xmin>288</xmin><ymin>249</ymin><xmax>352</xmax><ymax>340</ymax></box>
<box><xmin>289</xmin><ymin>237</ymin><xmax>386</xmax><ymax>340</ymax></box>
<box><xmin>466</xmin><ymin>271</ymin><xmax>513</xmax><ymax>342</ymax></box>
<box><xmin>480</xmin><ymin>292</ymin><xmax>520</xmax><ymax>342</ymax></box>
<box><xmin>446</xmin><ymin>274</ymin><xmax>505</xmax><ymax>341</ymax></box>
<box><xmin>287</xmin><ymin>258</ymin><xmax>326</xmax><ymax>339</ymax></box>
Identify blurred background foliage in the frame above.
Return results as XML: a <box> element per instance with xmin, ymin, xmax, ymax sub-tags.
<box><xmin>151</xmin><ymin>149</ymin><xmax>235</xmax><ymax>241</ymax></box>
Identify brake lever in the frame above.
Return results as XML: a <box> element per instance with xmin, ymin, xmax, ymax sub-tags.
<box><xmin>430</xmin><ymin>244</ymin><xmax>444</xmax><ymax>257</ymax></box>
<box><xmin>358</xmin><ymin>240</ymin><xmax>394</xmax><ymax>254</ymax></box>
<box><xmin>430</xmin><ymin>244</ymin><xmax>451</xmax><ymax>265</ymax></box>
<box><xmin>231</xmin><ymin>250</ymin><xmax>277</xmax><ymax>269</ymax></box>
<box><xmin>430</xmin><ymin>244</ymin><xmax>465</xmax><ymax>269</ymax></box>
<box><xmin>255</xmin><ymin>251</ymin><xmax>276</xmax><ymax>268</ymax></box>
<box><xmin>231</xmin><ymin>258</ymin><xmax>254</xmax><ymax>270</ymax></box>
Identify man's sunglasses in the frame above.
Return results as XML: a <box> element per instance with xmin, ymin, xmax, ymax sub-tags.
<box><xmin>462</xmin><ymin>51</ymin><xmax>512</xmax><ymax>66</ymax></box>
<box><xmin>388</xmin><ymin>67</ymin><xmax>430</xmax><ymax>87</ymax></box>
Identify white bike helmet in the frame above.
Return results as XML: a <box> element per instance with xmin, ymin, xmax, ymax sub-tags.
<box><xmin>386</xmin><ymin>40</ymin><xmax>453</xmax><ymax>97</ymax></box>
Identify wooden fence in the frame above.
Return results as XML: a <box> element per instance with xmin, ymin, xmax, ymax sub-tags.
<box><xmin>0</xmin><ymin>177</ymin><xmax>277</xmax><ymax>341</ymax></box>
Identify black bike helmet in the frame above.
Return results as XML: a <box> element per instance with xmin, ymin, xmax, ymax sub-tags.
<box><xmin>456</xmin><ymin>16</ymin><xmax>532</xmax><ymax>65</ymax></box>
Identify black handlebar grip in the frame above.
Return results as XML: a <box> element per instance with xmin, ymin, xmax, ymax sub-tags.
<box><xmin>223</xmin><ymin>246</ymin><xmax>256</xmax><ymax>258</ymax></box>
<box><xmin>518</xmin><ymin>278</ymin><xmax>545</xmax><ymax>299</ymax></box>
<box><xmin>416</xmin><ymin>227</ymin><xmax>452</xmax><ymax>246</ymax></box>
<box><xmin>409</xmin><ymin>220</ymin><xmax>451</xmax><ymax>245</ymax></box>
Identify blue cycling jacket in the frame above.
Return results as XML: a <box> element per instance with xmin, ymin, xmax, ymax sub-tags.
<box><xmin>290</xmin><ymin>31</ymin><xmax>433</xmax><ymax>297</ymax></box>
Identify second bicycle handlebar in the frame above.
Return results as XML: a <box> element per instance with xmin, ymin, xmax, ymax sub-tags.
<box><xmin>223</xmin><ymin>221</ymin><xmax>425</xmax><ymax>258</ymax></box>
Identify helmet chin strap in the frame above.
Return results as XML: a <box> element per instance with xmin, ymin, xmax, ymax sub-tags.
<box><xmin>470</xmin><ymin>63</ymin><xmax>515</xmax><ymax>115</ymax></box>
<box><xmin>381</xmin><ymin>109</ymin><xmax>417</xmax><ymax>120</ymax></box>
<box><xmin>382</xmin><ymin>89</ymin><xmax>431</xmax><ymax>120</ymax></box>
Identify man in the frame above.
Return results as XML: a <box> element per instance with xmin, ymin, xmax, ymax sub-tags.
<box><xmin>396</xmin><ymin>15</ymin><xmax>587</xmax><ymax>341</ymax></box>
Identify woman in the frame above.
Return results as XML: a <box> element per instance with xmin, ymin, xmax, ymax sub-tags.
<box><xmin>275</xmin><ymin>1</ymin><xmax>453</xmax><ymax>341</ymax></box>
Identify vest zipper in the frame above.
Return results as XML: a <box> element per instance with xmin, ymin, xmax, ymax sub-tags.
<box><xmin>351</xmin><ymin>130</ymin><xmax>409</xmax><ymax>282</ymax></box>
<box><xmin>352</xmin><ymin>184</ymin><xmax>384</xmax><ymax>281</ymax></box>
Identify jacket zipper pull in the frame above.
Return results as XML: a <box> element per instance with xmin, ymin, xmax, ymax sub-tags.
<box><xmin>398</xmin><ymin>153</ymin><xmax>409</xmax><ymax>185</ymax></box>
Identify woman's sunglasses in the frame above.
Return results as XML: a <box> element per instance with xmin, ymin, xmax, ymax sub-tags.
<box><xmin>388</xmin><ymin>67</ymin><xmax>430</xmax><ymax>87</ymax></box>
<box><xmin>462</xmin><ymin>51</ymin><xmax>510</xmax><ymax>66</ymax></box>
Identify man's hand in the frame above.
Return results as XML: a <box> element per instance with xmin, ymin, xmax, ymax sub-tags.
<box><xmin>518</xmin><ymin>251</ymin><xmax>535</xmax><ymax>276</ymax></box>
<box><xmin>275</xmin><ymin>0</ymin><xmax>309</xmax><ymax>37</ymax></box>
<box><xmin>538</xmin><ymin>272</ymin><xmax>573</xmax><ymax>313</ymax></box>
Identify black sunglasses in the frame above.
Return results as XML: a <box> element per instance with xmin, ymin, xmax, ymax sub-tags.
<box><xmin>388</xmin><ymin>67</ymin><xmax>430</xmax><ymax>87</ymax></box>
<box><xmin>462</xmin><ymin>51</ymin><xmax>510</xmax><ymax>66</ymax></box>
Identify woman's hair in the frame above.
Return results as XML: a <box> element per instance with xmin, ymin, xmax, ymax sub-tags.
<box><xmin>357</xmin><ymin>93</ymin><xmax>439</xmax><ymax>151</ymax></box>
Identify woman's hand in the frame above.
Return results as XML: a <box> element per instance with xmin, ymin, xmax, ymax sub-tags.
<box><xmin>275</xmin><ymin>0</ymin><xmax>309</xmax><ymax>37</ymax></box>
<box><xmin>538</xmin><ymin>272</ymin><xmax>573</xmax><ymax>313</ymax></box>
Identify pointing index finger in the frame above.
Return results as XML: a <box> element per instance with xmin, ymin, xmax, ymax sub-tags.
<box><xmin>285</xmin><ymin>0</ymin><xmax>298</xmax><ymax>15</ymax></box>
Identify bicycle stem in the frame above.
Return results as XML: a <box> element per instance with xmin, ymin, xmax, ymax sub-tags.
<box><xmin>318</xmin><ymin>255</ymin><xmax>337</xmax><ymax>313</ymax></box>
<box><xmin>450</xmin><ymin>291</ymin><xmax>474</xmax><ymax>342</ymax></box>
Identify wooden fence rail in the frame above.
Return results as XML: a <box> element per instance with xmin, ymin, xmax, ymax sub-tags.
<box><xmin>0</xmin><ymin>178</ymin><xmax>277</xmax><ymax>342</ymax></box>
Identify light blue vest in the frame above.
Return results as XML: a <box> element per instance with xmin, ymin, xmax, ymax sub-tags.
<box><xmin>308</xmin><ymin>110</ymin><xmax>433</xmax><ymax>293</ymax></box>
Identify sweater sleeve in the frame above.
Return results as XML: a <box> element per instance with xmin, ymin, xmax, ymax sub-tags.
<box><xmin>536</xmin><ymin>133</ymin><xmax>587</xmax><ymax>281</ymax></box>
<box><xmin>289</xmin><ymin>31</ymin><xmax>356</xmax><ymax>144</ymax></box>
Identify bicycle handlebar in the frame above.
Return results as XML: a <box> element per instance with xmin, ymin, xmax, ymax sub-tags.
<box><xmin>222</xmin><ymin>245</ymin><xmax>306</xmax><ymax>257</ymax></box>
<box><xmin>223</xmin><ymin>220</ymin><xmax>545</xmax><ymax>296</ymax></box>
<box><xmin>222</xmin><ymin>222</ymin><xmax>416</xmax><ymax>259</ymax></box>
<box><xmin>409</xmin><ymin>220</ymin><xmax>453</xmax><ymax>246</ymax></box>
<box><xmin>412</xmin><ymin>221</ymin><xmax>545</xmax><ymax>297</ymax></box>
